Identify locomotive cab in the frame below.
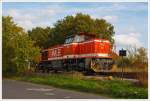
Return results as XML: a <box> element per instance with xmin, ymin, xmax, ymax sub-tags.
<box><xmin>65</xmin><ymin>33</ymin><xmax>95</xmax><ymax>44</ymax></box>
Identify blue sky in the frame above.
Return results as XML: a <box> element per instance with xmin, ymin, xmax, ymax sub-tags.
<box><xmin>3</xmin><ymin>2</ymin><xmax>148</xmax><ymax>51</ymax></box>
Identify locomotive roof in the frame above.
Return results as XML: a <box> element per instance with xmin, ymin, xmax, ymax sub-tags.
<box><xmin>42</xmin><ymin>32</ymin><xmax>110</xmax><ymax>51</ymax></box>
<box><xmin>65</xmin><ymin>32</ymin><xmax>97</xmax><ymax>39</ymax></box>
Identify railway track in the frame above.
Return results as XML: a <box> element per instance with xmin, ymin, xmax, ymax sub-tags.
<box><xmin>83</xmin><ymin>71</ymin><xmax>148</xmax><ymax>79</ymax></box>
<box><xmin>35</xmin><ymin>69</ymin><xmax>148</xmax><ymax>80</ymax></box>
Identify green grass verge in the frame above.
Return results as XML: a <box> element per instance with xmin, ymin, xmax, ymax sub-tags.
<box><xmin>10</xmin><ymin>74</ymin><xmax>148</xmax><ymax>99</ymax></box>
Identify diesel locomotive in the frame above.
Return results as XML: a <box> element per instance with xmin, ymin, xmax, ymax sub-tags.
<box><xmin>36</xmin><ymin>32</ymin><xmax>114</xmax><ymax>73</ymax></box>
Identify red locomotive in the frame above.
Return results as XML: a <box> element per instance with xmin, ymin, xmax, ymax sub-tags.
<box><xmin>37</xmin><ymin>32</ymin><xmax>114</xmax><ymax>73</ymax></box>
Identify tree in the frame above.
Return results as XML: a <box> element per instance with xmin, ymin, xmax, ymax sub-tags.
<box><xmin>2</xmin><ymin>16</ymin><xmax>40</xmax><ymax>76</ymax></box>
<box><xmin>28</xmin><ymin>27</ymin><xmax>51</xmax><ymax>48</ymax></box>
<box><xmin>94</xmin><ymin>19</ymin><xmax>115</xmax><ymax>43</ymax></box>
<box><xmin>2</xmin><ymin>16</ymin><xmax>22</xmax><ymax>75</ymax></box>
<box><xmin>116</xmin><ymin>47</ymin><xmax>148</xmax><ymax>69</ymax></box>
<box><xmin>50</xmin><ymin>13</ymin><xmax>115</xmax><ymax>46</ymax></box>
<box><xmin>28</xmin><ymin>13</ymin><xmax>115</xmax><ymax>48</ymax></box>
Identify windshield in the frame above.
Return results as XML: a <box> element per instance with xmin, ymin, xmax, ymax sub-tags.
<box><xmin>74</xmin><ymin>35</ymin><xmax>84</xmax><ymax>43</ymax></box>
<box><xmin>65</xmin><ymin>37</ymin><xmax>74</xmax><ymax>44</ymax></box>
<box><xmin>65</xmin><ymin>35</ymin><xmax>88</xmax><ymax>44</ymax></box>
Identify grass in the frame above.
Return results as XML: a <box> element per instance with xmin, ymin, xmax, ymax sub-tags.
<box><xmin>9</xmin><ymin>73</ymin><xmax>148</xmax><ymax>99</ymax></box>
<box><xmin>111</xmin><ymin>65</ymin><xmax>148</xmax><ymax>87</ymax></box>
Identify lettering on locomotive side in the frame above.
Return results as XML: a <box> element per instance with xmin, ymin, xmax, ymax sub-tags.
<box><xmin>51</xmin><ymin>48</ymin><xmax>61</xmax><ymax>57</ymax></box>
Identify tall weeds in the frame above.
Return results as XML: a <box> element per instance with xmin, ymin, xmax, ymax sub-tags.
<box><xmin>114</xmin><ymin>47</ymin><xmax>148</xmax><ymax>87</ymax></box>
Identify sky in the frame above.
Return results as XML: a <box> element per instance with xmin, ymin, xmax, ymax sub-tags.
<box><xmin>2</xmin><ymin>2</ymin><xmax>148</xmax><ymax>51</ymax></box>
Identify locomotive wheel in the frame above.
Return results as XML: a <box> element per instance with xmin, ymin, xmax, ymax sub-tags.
<box><xmin>90</xmin><ymin>59</ymin><xmax>102</xmax><ymax>72</ymax></box>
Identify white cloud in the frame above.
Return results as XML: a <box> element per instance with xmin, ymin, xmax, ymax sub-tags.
<box><xmin>3</xmin><ymin>3</ymin><xmax>122</xmax><ymax>31</ymax></box>
<box><xmin>90</xmin><ymin>15</ymin><xmax>118</xmax><ymax>24</ymax></box>
<box><xmin>7</xmin><ymin>9</ymin><xmax>36</xmax><ymax>21</ymax></box>
<box><xmin>115</xmin><ymin>32</ymin><xmax>142</xmax><ymax>48</ymax></box>
<box><xmin>4</xmin><ymin>7</ymin><xmax>119</xmax><ymax>30</ymax></box>
<box><xmin>4</xmin><ymin>6</ymin><xmax>63</xmax><ymax>30</ymax></box>
<box><xmin>102</xmin><ymin>15</ymin><xmax>118</xmax><ymax>23</ymax></box>
<box><xmin>3</xmin><ymin>2</ymin><xmax>145</xmax><ymax>31</ymax></box>
<box><xmin>17</xmin><ymin>20</ymin><xmax>34</xmax><ymax>31</ymax></box>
